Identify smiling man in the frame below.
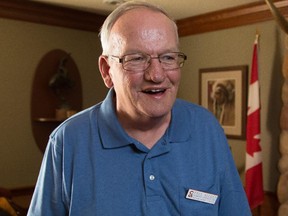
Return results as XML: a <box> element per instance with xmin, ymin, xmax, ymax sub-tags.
<box><xmin>27</xmin><ymin>1</ymin><xmax>251</xmax><ymax>215</ymax></box>
<box><xmin>98</xmin><ymin>5</ymin><xmax>182</xmax><ymax>149</ymax></box>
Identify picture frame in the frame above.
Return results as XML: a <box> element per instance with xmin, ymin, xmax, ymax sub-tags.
<box><xmin>199</xmin><ymin>65</ymin><xmax>248</xmax><ymax>139</ymax></box>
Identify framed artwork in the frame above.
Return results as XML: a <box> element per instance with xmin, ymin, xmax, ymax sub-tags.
<box><xmin>199</xmin><ymin>65</ymin><xmax>248</xmax><ymax>139</ymax></box>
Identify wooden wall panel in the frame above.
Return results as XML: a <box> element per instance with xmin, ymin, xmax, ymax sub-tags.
<box><xmin>0</xmin><ymin>0</ymin><xmax>287</xmax><ymax>36</ymax></box>
<box><xmin>0</xmin><ymin>0</ymin><xmax>106</xmax><ymax>32</ymax></box>
<box><xmin>176</xmin><ymin>0</ymin><xmax>288</xmax><ymax>36</ymax></box>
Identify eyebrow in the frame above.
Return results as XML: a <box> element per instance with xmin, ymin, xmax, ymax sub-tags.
<box><xmin>122</xmin><ymin>49</ymin><xmax>180</xmax><ymax>56</ymax></box>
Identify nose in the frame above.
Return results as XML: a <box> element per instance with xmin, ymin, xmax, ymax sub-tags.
<box><xmin>144</xmin><ymin>58</ymin><xmax>166</xmax><ymax>83</ymax></box>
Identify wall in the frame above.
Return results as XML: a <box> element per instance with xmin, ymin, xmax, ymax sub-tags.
<box><xmin>0</xmin><ymin>18</ymin><xmax>107</xmax><ymax>188</ymax></box>
<box><xmin>178</xmin><ymin>20</ymin><xmax>284</xmax><ymax>192</ymax></box>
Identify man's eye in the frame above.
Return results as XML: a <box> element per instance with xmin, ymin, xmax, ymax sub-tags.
<box><xmin>161</xmin><ymin>54</ymin><xmax>176</xmax><ymax>61</ymax></box>
<box><xmin>126</xmin><ymin>55</ymin><xmax>145</xmax><ymax>62</ymax></box>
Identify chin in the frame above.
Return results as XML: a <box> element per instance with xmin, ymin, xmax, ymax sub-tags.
<box><xmin>141</xmin><ymin>104</ymin><xmax>173</xmax><ymax>119</ymax></box>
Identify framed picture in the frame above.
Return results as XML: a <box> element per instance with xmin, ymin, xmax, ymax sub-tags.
<box><xmin>199</xmin><ymin>65</ymin><xmax>248</xmax><ymax>139</ymax></box>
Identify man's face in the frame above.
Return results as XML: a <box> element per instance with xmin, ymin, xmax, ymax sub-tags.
<box><xmin>104</xmin><ymin>8</ymin><xmax>181</xmax><ymax>120</ymax></box>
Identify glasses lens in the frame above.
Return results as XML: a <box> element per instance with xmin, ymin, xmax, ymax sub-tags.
<box><xmin>123</xmin><ymin>53</ymin><xmax>148</xmax><ymax>71</ymax></box>
<box><xmin>121</xmin><ymin>52</ymin><xmax>187</xmax><ymax>71</ymax></box>
<box><xmin>160</xmin><ymin>52</ymin><xmax>186</xmax><ymax>70</ymax></box>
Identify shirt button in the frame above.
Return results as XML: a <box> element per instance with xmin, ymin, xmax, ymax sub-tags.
<box><xmin>149</xmin><ymin>175</ymin><xmax>155</xmax><ymax>181</ymax></box>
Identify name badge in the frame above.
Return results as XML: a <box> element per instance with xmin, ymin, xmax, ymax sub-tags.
<box><xmin>186</xmin><ymin>189</ymin><xmax>218</xmax><ymax>205</ymax></box>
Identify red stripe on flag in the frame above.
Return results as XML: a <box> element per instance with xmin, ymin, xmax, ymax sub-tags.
<box><xmin>245</xmin><ymin>163</ymin><xmax>264</xmax><ymax>209</ymax></box>
<box><xmin>245</xmin><ymin>38</ymin><xmax>264</xmax><ymax>209</ymax></box>
<box><xmin>250</xmin><ymin>43</ymin><xmax>259</xmax><ymax>83</ymax></box>
<box><xmin>246</xmin><ymin>109</ymin><xmax>261</xmax><ymax>155</ymax></box>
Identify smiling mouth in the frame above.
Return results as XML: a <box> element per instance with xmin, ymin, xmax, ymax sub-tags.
<box><xmin>143</xmin><ymin>89</ymin><xmax>166</xmax><ymax>95</ymax></box>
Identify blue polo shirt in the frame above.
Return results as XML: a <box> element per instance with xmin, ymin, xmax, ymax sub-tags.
<box><xmin>28</xmin><ymin>89</ymin><xmax>251</xmax><ymax>216</ymax></box>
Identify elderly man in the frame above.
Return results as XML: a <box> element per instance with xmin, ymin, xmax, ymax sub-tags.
<box><xmin>28</xmin><ymin>1</ymin><xmax>251</xmax><ymax>215</ymax></box>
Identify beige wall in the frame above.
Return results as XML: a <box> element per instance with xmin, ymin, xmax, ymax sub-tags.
<box><xmin>0</xmin><ymin>18</ymin><xmax>107</xmax><ymax>188</ymax></box>
<box><xmin>0</xmin><ymin>16</ymin><xmax>283</xmax><ymax>193</ymax></box>
<box><xmin>178</xmin><ymin>20</ymin><xmax>284</xmax><ymax>192</ymax></box>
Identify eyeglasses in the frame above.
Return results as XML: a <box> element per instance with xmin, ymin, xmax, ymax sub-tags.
<box><xmin>109</xmin><ymin>52</ymin><xmax>187</xmax><ymax>72</ymax></box>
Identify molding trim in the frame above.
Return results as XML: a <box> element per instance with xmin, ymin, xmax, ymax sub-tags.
<box><xmin>0</xmin><ymin>0</ymin><xmax>106</xmax><ymax>32</ymax></box>
<box><xmin>0</xmin><ymin>1</ymin><xmax>287</xmax><ymax>36</ymax></box>
<box><xmin>176</xmin><ymin>0</ymin><xmax>288</xmax><ymax>36</ymax></box>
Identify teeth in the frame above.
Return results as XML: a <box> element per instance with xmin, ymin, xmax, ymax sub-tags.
<box><xmin>151</xmin><ymin>89</ymin><xmax>162</xmax><ymax>92</ymax></box>
<box><xmin>144</xmin><ymin>89</ymin><xmax>165</xmax><ymax>94</ymax></box>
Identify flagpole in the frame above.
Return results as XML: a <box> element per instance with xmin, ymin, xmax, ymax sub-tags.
<box><xmin>255</xmin><ymin>30</ymin><xmax>260</xmax><ymax>44</ymax></box>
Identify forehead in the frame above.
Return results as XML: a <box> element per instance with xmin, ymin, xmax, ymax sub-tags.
<box><xmin>109</xmin><ymin>8</ymin><xmax>178</xmax><ymax>54</ymax></box>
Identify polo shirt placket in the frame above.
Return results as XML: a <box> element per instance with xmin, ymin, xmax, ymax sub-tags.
<box><xmin>140</xmin><ymin>139</ymin><xmax>171</xmax><ymax>215</ymax></box>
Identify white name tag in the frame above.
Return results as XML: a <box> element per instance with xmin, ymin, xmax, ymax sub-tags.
<box><xmin>186</xmin><ymin>189</ymin><xmax>218</xmax><ymax>205</ymax></box>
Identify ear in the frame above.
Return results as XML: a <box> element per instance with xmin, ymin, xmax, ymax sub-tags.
<box><xmin>98</xmin><ymin>55</ymin><xmax>113</xmax><ymax>88</ymax></box>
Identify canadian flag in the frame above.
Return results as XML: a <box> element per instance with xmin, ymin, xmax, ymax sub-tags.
<box><xmin>245</xmin><ymin>35</ymin><xmax>264</xmax><ymax>209</ymax></box>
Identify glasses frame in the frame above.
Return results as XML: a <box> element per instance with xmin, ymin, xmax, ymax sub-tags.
<box><xmin>109</xmin><ymin>52</ymin><xmax>187</xmax><ymax>72</ymax></box>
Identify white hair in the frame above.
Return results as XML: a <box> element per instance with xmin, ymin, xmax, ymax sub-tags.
<box><xmin>99</xmin><ymin>1</ymin><xmax>179</xmax><ymax>55</ymax></box>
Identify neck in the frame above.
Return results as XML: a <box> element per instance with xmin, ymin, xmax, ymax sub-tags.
<box><xmin>117</xmin><ymin>111</ymin><xmax>171</xmax><ymax>149</ymax></box>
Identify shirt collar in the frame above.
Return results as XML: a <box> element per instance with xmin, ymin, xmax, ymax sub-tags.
<box><xmin>98</xmin><ymin>88</ymin><xmax>133</xmax><ymax>149</ymax></box>
<box><xmin>98</xmin><ymin>89</ymin><xmax>193</xmax><ymax>149</ymax></box>
<box><xmin>168</xmin><ymin>99</ymin><xmax>194</xmax><ymax>143</ymax></box>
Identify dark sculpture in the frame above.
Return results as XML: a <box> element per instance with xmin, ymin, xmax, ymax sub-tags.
<box><xmin>49</xmin><ymin>54</ymin><xmax>74</xmax><ymax>108</ymax></box>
